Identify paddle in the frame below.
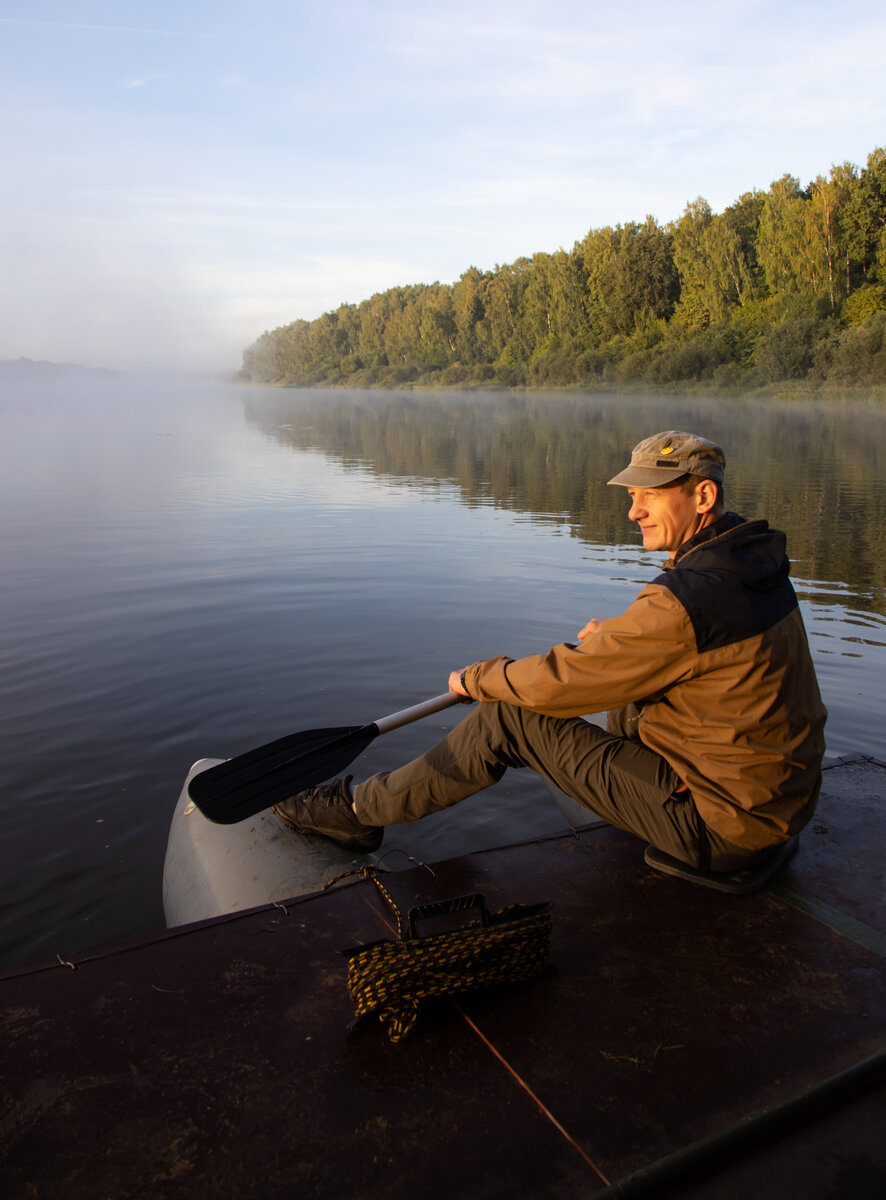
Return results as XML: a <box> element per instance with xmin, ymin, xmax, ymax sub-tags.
<box><xmin>187</xmin><ymin>691</ymin><xmax>467</xmax><ymax>824</ymax></box>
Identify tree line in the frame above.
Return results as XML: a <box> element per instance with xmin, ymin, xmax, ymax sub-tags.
<box><xmin>239</xmin><ymin>146</ymin><xmax>886</xmax><ymax>391</ymax></box>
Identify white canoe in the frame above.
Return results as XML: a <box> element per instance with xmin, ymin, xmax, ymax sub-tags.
<box><xmin>162</xmin><ymin>758</ymin><xmax>374</xmax><ymax>928</ymax></box>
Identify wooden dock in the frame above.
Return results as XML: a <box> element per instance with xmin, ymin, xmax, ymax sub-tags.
<box><xmin>2</xmin><ymin>754</ymin><xmax>885</xmax><ymax>1198</ymax></box>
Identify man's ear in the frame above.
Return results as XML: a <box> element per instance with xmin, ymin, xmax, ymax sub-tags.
<box><xmin>696</xmin><ymin>479</ymin><xmax>719</xmax><ymax>514</ymax></box>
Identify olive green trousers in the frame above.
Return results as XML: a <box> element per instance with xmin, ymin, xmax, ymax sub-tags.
<box><xmin>354</xmin><ymin>701</ymin><xmax>762</xmax><ymax>872</ymax></box>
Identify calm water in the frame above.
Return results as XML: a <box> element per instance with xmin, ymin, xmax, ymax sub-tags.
<box><xmin>1</xmin><ymin>376</ymin><xmax>885</xmax><ymax>970</ymax></box>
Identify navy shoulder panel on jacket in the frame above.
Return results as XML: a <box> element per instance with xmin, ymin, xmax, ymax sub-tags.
<box><xmin>653</xmin><ymin>514</ymin><xmax>798</xmax><ymax>654</ymax></box>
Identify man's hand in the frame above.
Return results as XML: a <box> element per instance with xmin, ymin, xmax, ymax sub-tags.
<box><xmin>448</xmin><ymin>668</ymin><xmax>471</xmax><ymax>697</ymax></box>
<box><xmin>578</xmin><ymin>617</ymin><xmax>603</xmax><ymax>640</ymax></box>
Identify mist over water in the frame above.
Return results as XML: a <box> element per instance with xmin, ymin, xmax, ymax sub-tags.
<box><xmin>1</xmin><ymin>376</ymin><xmax>884</xmax><ymax>970</ymax></box>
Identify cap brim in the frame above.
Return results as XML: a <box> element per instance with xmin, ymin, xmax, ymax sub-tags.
<box><xmin>607</xmin><ymin>466</ymin><xmax>687</xmax><ymax>487</ymax></box>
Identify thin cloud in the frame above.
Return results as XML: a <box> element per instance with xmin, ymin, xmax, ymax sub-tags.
<box><xmin>120</xmin><ymin>73</ymin><xmax>169</xmax><ymax>90</ymax></box>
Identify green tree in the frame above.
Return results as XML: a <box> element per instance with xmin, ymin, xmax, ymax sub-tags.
<box><xmin>807</xmin><ymin>168</ymin><xmax>853</xmax><ymax>310</ymax></box>
<box><xmin>357</xmin><ymin>292</ymin><xmax>392</xmax><ymax>368</ymax></box>
<box><xmin>418</xmin><ymin>283</ymin><xmax>457</xmax><ymax>368</ymax></box>
<box><xmin>475</xmin><ymin>259</ymin><xmax>526</xmax><ymax>363</ymax></box>
<box><xmin>758</xmin><ymin>174</ymin><xmax>808</xmax><ymax>298</ymax></box>
<box><xmin>843</xmin><ymin>148</ymin><xmax>886</xmax><ymax>288</ymax></box>
<box><xmin>705</xmin><ymin>192</ymin><xmax>763</xmax><ymax>313</ymax></box>
<box><xmin>672</xmin><ymin>197</ymin><xmax>714</xmax><ymax>330</ymax></box>
<box><xmin>452</xmin><ymin>267</ymin><xmax>488</xmax><ymax>364</ymax></box>
<box><xmin>382</xmin><ymin>286</ymin><xmax>425</xmax><ymax>366</ymax></box>
<box><xmin>588</xmin><ymin>217</ymin><xmax>679</xmax><ymax>336</ymax></box>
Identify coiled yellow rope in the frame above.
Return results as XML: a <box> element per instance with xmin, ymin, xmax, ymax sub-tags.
<box><xmin>324</xmin><ymin>867</ymin><xmax>552</xmax><ymax>1042</ymax></box>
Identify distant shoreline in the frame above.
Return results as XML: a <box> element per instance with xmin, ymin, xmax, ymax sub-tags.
<box><xmin>0</xmin><ymin>357</ymin><xmax>126</xmax><ymax>379</ymax></box>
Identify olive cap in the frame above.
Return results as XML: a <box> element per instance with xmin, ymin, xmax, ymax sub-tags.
<box><xmin>607</xmin><ymin>430</ymin><xmax>726</xmax><ymax>487</ymax></box>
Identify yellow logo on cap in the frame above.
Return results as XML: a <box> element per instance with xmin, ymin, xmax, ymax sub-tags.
<box><xmin>660</xmin><ymin>445</ymin><xmax>675</xmax><ymax>454</ymax></box>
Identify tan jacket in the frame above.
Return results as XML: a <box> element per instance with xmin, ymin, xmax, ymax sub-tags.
<box><xmin>463</xmin><ymin>513</ymin><xmax>827</xmax><ymax>850</ymax></box>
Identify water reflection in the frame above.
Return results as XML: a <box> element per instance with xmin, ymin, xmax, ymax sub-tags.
<box><xmin>0</xmin><ymin>377</ymin><xmax>881</xmax><ymax>970</ymax></box>
<box><xmin>243</xmin><ymin>388</ymin><xmax>886</xmax><ymax>616</ymax></box>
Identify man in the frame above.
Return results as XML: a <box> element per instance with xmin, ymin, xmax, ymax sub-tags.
<box><xmin>273</xmin><ymin>431</ymin><xmax>827</xmax><ymax>875</ymax></box>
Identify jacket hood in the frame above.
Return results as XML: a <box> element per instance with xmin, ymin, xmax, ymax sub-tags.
<box><xmin>672</xmin><ymin>512</ymin><xmax>790</xmax><ymax>593</ymax></box>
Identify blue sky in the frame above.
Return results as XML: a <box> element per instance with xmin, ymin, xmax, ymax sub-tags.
<box><xmin>1</xmin><ymin>1</ymin><xmax>884</xmax><ymax>373</ymax></box>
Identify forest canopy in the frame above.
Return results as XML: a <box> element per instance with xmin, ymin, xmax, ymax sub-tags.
<box><xmin>239</xmin><ymin>146</ymin><xmax>886</xmax><ymax>392</ymax></box>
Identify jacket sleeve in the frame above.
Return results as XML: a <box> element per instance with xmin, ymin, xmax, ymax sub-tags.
<box><xmin>462</xmin><ymin>583</ymin><xmax>696</xmax><ymax>718</ymax></box>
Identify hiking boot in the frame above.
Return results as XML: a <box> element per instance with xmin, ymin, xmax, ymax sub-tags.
<box><xmin>271</xmin><ymin>776</ymin><xmax>383</xmax><ymax>853</ymax></box>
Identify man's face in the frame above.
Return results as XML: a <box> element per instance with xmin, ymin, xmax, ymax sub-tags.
<box><xmin>626</xmin><ymin>482</ymin><xmax>711</xmax><ymax>552</ymax></box>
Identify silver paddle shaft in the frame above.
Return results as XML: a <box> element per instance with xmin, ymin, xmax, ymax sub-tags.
<box><xmin>373</xmin><ymin>691</ymin><xmax>466</xmax><ymax>736</ymax></box>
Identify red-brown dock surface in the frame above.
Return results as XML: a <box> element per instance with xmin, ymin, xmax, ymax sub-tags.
<box><xmin>2</xmin><ymin>754</ymin><xmax>885</xmax><ymax>1198</ymax></box>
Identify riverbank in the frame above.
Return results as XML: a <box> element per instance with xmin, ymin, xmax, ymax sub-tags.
<box><xmin>233</xmin><ymin>372</ymin><xmax>886</xmax><ymax>404</ymax></box>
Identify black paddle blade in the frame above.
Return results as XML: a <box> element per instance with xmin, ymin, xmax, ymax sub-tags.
<box><xmin>186</xmin><ymin>722</ymin><xmax>380</xmax><ymax>824</ymax></box>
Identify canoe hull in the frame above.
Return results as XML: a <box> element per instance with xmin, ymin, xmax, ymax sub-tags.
<box><xmin>162</xmin><ymin>759</ymin><xmax>371</xmax><ymax>927</ymax></box>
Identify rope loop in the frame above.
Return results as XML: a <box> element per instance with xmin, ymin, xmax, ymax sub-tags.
<box><xmin>327</xmin><ymin>866</ymin><xmax>553</xmax><ymax>1042</ymax></box>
